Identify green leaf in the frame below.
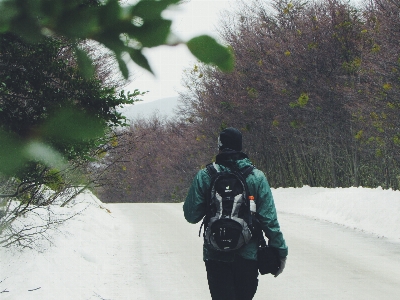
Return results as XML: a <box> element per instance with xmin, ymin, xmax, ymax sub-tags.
<box><xmin>128</xmin><ymin>48</ymin><xmax>153</xmax><ymax>74</ymax></box>
<box><xmin>76</xmin><ymin>48</ymin><xmax>95</xmax><ymax>79</ymax></box>
<box><xmin>132</xmin><ymin>19</ymin><xmax>172</xmax><ymax>47</ymax></box>
<box><xmin>0</xmin><ymin>0</ymin><xmax>19</xmax><ymax>33</ymax></box>
<box><xmin>58</xmin><ymin>8</ymin><xmax>98</xmax><ymax>38</ymax></box>
<box><xmin>0</xmin><ymin>132</ymin><xmax>67</xmax><ymax>174</ymax></box>
<box><xmin>187</xmin><ymin>35</ymin><xmax>234</xmax><ymax>72</ymax></box>
<box><xmin>297</xmin><ymin>92</ymin><xmax>309</xmax><ymax>107</ymax></box>
<box><xmin>99</xmin><ymin>0</ymin><xmax>121</xmax><ymax>27</ymax></box>
<box><xmin>41</xmin><ymin>108</ymin><xmax>105</xmax><ymax>142</ymax></box>
<box><xmin>116</xmin><ymin>55</ymin><xmax>129</xmax><ymax>79</ymax></box>
<box><xmin>40</xmin><ymin>0</ymin><xmax>63</xmax><ymax>20</ymax></box>
<box><xmin>0</xmin><ymin>130</ymin><xmax>25</xmax><ymax>175</ymax></box>
<box><xmin>24</xmin><ymin>141</ymin><xmax>67</xmax><ymax>170</ymax></box>
<box><xmin>96</xmin><ymin>33</ymin><xmax>127</xmax><ymax>54</ymax></box>
<box><xmin>10</xmin><ymin>16</ymin><xmax>43</xmax><ymax>43</ymax></box>
<box><xmin>131</xmin><ymin>0</ymin><xmax>181</xmax><ymax>21</ymax></box>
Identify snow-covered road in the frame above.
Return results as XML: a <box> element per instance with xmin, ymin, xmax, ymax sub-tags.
<box><xmin>106</xmin><ymin>203</ymin><xmax>400</xmax><ymax>300</ymax></box>
<box><xmin>104</xmin><ymin>203</ymin><xmax>209</xmax><ymax>299</ymax></box>
<box><xmin>268</xmin><ymin>212</ymin><xmax>400</xmax><ymax>299</ymax></box>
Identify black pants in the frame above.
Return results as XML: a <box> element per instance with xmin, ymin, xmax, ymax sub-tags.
<box><xmin>205</xmin><ymin>256</ymin><xmax>259</xmax><ymax>300</ymax></box>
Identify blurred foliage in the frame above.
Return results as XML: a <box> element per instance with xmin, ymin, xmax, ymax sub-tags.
<box><xmin>0</xmin><ymin>0</ymin><xmax>234</xmax><ymax>177</ymax></box>
<box><xmin>187</xmin><ymin>35</ymin><xmax>234</xmax><ymax>72</ymax></box>
<box><xmin>0</xmin><ymin>33</ymin><xmax>140</xmax><ymax>177</ymax></box>
<box><xmin>0</xmin><ymin>0</ymin><xmax>234</xmax><ymax>77</ymax></box>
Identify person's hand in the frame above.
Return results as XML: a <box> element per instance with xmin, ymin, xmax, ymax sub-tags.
<box><xmin>274</xmin><ymin>257</ymin><xmax>287</xmax><ymax>277</ymax></box>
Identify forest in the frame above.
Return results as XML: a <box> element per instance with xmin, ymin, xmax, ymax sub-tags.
<box><xmin>97</xmin><ymin>0</ymin><xmax>400</xmax><ymax>203</ymax></box>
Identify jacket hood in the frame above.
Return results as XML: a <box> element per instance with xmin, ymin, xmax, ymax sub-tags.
<box><xmin>215</xmin><ymin>150</ymin><xmax>253</xmax><ymax>170</ymax></box>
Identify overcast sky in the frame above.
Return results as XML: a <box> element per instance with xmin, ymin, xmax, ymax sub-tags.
<box><xmin>126</xmin><ymin>0</ymin><xmax>235</xmax><ymax>102</ymax></box>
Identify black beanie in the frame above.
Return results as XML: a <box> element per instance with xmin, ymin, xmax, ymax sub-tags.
<box><xmin>218</xmin><ymin>127</ymin><xmax>242</xmax><ymax>151</ymax></box>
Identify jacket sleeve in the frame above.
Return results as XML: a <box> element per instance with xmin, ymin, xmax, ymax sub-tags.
<box><xmin>183</xmin><ymin>169</ymin><xmax>210</xmax><ymax>224</ymax></box>
<box><xmin>251</xmin><ymin>169</ymin><xmax>288</xmax><ymax>258</ymax></box>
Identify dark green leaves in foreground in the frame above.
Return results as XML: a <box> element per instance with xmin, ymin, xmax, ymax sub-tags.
<box><xmin>0</xmin><ymin>0</ymin><xmax>235</xmax><ymax>79</ymax></box>
<box><xmin>0</xmin><ymin>34</ymin><xmax>143</xmax><ymax>176</ymax></box>
<box><xmin>0</xmin><ymin>0</ymin><xmax>235</xmax><ymax>176</ymax></box>
<box><xmin>187</xmin><ymin>35</ymin><xmax>234</xmax><ymax>72</ymax></box>
<box><xmin>0</xmin><ymin>130</ymin><xmax>25</xmax><ymax>175</ymax></box>
<box><xmin>75</xmin><ymin>47</ymin><xmax>95</xmax><ymax>79</ymax></box>
<box><xmin>42</xmin><ymin>109</ymin><xmax>105</xmax><ymax>142</ymax></box>
<box><xmin>0</xmin><ymin>109</ymin><xmax>105</xmax><ymax>175</ymax></box>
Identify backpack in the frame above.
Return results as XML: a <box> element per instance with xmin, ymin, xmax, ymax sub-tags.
<box><xmin>200</xmin><ymin>162</ymin><xmax>255</xmax><ymax>252</ymax></box>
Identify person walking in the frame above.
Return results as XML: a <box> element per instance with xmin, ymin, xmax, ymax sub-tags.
<box><xmin>183</xmin><ymin>127</ymin><xmax>288</xmax><ymax>300</ymax></box>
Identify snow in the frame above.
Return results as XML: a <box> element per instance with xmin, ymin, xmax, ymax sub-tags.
<box><xmin>274</xmin><ymin>186</ymin><xmax>400</xmax><ymax>241</ymax></box>
<box><xmin>1</xmin><ymin>186</ymin><xmax>399</xmax><ymax>299</ymax></box>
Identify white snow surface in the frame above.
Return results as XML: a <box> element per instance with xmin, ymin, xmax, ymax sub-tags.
<box><xmin>1</xmin><ymin>186</ymin><xmax>399</xmax><ymax>299</ymax></box>
<box><xmin>274</xmin><ymin>186</ymin><xmax>400</xmax><ymax>241</ymax></box>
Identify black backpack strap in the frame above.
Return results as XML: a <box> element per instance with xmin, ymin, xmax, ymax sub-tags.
<box><xmin>240</xmin><ymin>165</ymin><xmax>255</xmax><ymax>178</ymax></box>
<box><xmin>205</xmin><ymin>163</ymin><xmax>218</xmax><ymax>178</ymax></box>
<box><xmin>237</xmin><ymin>165</ymin><xmax>255</xmax><ymax>199</ymax></box>
<box><xmin>199</xmin><ymin>163</ymin><xmax>219</xmax><ymax>237</ymax></box>
<box><xmin>244</xmin><ymin>165</ymin><xmax>256</xmax><ymax>228</ymax></box>
<box><xmin>231</xmin><ymin>165</ymin><xmax>255</xmax><ymax>227</ymax></box>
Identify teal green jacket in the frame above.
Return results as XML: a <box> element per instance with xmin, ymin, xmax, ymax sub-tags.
<box><xmin>183</xmin><ymin>154</ymin><xmax>288</xmax><ymax>262</ymax></box>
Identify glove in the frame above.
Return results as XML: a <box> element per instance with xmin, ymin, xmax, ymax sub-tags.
<box><xmin>274</xmin><ymin>257</ymin><xmax>287</xmax><ymax>278</ymax></box>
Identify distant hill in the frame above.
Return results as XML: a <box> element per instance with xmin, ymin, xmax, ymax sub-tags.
<box><xmin>119</xmin><ymin>96</ymin><xmax>179</xmax><ymax>122</ymax></box>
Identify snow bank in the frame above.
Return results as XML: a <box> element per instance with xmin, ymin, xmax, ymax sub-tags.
<box><xmin>273</xmin><ymin>186</ymin><xmax>400</xmax><ymax>242</ymax></box>
<box><xmin>0</xmin><ymin>190</ymin><xmax>118</xmax><ymax>299</ymax></box>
